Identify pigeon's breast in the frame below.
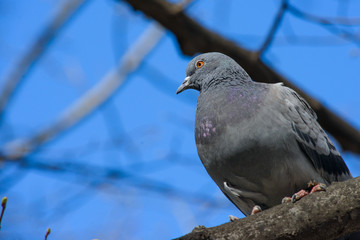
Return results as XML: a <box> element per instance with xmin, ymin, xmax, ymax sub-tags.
<box><xmin>195</xmin><ymin>85</ymin><xmax>269</xmax><ymax>165</ymax></box>
<box><xmin>195</xmin><ymin>116</ymin><xmax>222</xmax><ymax>145</ymax></box>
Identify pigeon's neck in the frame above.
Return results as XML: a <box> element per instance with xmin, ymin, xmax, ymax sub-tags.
<box><xmin>197</xmin><ymin>81</ymin><xmax>268</xmax><ymax>121</ymax></box>
<box><xmin>199</xmin><ymin>81</ymin><xmax>267</xmax><ymax>108</ymax></box>
<box><xmin>201</xmin><ymin>68</ymin><xmax>251</xmax><ymax>92</ymax></box>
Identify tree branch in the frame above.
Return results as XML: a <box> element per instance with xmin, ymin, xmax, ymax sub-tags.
<box><xmin>122</xmin><ymin>0</ymin><xmax>360</xmax><ymax>154</ymax></box>
<box><xmin>175</xmin><ymin>177</ymin><xmax>360</xmax><ymax>240</ymax></box>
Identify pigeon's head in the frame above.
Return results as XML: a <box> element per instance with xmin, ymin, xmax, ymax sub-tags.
<box><xmin>176</xmin><ymin>52</ymin><xmax>249</xmax><ymax>94</ymax></box>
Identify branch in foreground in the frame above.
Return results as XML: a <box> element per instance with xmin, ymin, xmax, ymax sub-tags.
<box><xmin>0</xmin><ymin>0</ymin><xmax>90</xmax><ymax>122</ymax></box>
<box><xmin>175</xmin><ymin>177</ymin><xmax>360</xmax><ymax>240</ymax></box>
<box><xmin>122</xmin><ymin>0</ymin><xmax>360</xmax><ymax>154</ymax></box>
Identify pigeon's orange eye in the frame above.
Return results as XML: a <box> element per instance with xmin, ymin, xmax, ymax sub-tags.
<box><xmin>196</xmin><ymin>60</ymin><xmax>204</xmax><ymax>68</ymax></box>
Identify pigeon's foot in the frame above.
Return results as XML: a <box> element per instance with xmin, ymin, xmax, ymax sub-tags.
<box><xmin>229</xmin><ymin>215</ymin><xmax>240</xmax><ymax>222</ymax></box>
<box><xmin>309</xmin><ymin>183</ymin><xmax>326</xmax><ymax>194</ymax></box>
<box><xmin>281</xmin><ymin>196</ymin><xmax>292</xmax><ymax>203</ymax></box>
<box><xmin>251</xmin><ymin>205</ymin><xmax>262</xmax><ymax>215</ymax></box>
<box><xmin>306</xmin><ymin>180</ymin><xmax>326</xmax><ymax>190</ymax></box>
<box><xmin>229</xmin><ymin>205</ymin><xmax>262</xmax><ymax>220</ymax></box>
<box><xmin>291</xmin><ymin>189</ymin><xmax>309</xmax><ymax>202</ymax></box>
<box><xmin>282</xmin><ymin>181</ymin><xmax>326</xmax><ymax>203</ymax></box>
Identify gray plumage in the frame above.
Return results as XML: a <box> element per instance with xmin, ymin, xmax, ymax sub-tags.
<box><xmin>177</xmin><ymin>52</ymin><xmax>352</xmax><ymax>216</ymax></box>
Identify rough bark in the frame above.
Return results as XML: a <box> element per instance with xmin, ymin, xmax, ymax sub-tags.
<box><xmin>122</xmin><ymin>0</ymin><xmax>360</xmax><ymax>154</ymax></box>
<box><xmin>175</xmin><ymin>177</ymin><xmax>360</xmax><ymax>240</ymax></box>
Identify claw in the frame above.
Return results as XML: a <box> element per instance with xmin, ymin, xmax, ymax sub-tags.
<box><xmin>251</xmin><ymin>205</ymin><xmax>262</xmax><ymax>215</ymax></box>
<box><xmin>282</xmin><ymin>181</ymin><xmax>327</xmax><ymax>204</ymax></box>
<box><xmin>282</xmin><ymin>197</ymin><xmax>292</xmax><ymax>204</ymax></box>
<box><xmin>229</xmin><ymin>215</ymin><xmax>239</xmax><ymax>222</ymax></box>
<box><xmin>309</xmin><ymin>183</ymin><xmax>326</xmax><ymax>194</ymax></box>
<box><xmin>291</xmin><ymin>189</ymin><xmax>309</xmax><ymax>203</ymax></box>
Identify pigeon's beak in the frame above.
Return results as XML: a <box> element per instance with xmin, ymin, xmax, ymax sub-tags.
<box><xmin>176</xmin><ymin>76</ymin><xmax>191</xmax><ymax>94</ymax></box>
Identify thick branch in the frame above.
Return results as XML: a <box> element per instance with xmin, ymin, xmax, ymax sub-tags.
<box><xmin>122</xmin><ymin>0</ymin><xmax>360</xmax><ymax>154</ymax></box>
<box><xmin>175</xmin><ymin>177</ymin><xmax>360</xmax><ymax>240</ymax></box>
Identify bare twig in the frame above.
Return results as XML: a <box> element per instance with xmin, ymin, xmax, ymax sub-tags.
<box><xmin>0</xmin><ymin>23</ymin><xmax>164</xmax><ymax>160</ymax></box>
<box><xmin>0</xmin><ymin>197</ymin><xmax>7</xmax><ymax>230</ymax></box>
<box><xmin>45</xmin><ymin>228</ymin><xmax>51</xmax><ymax>240</ymax></box>
<box><xmin>176</xmin><ymin>177</ymin><xmax>360</xmax><ymax>240</ymax></box>
<box><xmin>0</xmin><ymin>0</ymin><xmax>90</xmax><ymax>122</ymax></box>
<box><xmin>257</xmin><ymin>0</ymin><xmax>288</xmax><ymax>57</ymax></box>
<box><xmin>122</xmin><ymin>0</ymin><xmax>360</xmax><ymax>154</ymax></box>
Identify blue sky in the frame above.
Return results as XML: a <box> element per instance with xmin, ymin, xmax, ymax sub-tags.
<box><xmin>0</xmin><ymin>0</ymin><xmax>359</xmax><ymax>239</ymax></box>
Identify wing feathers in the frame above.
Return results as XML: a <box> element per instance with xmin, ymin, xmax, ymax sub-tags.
<box><xmin>279</xmin><ymin>86</ymin><xmax>352</xmax><ymax>182</ymax></box>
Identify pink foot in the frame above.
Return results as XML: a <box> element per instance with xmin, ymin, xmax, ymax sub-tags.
<box><xmin>282</xmin><ymin>181</ymin><xmax>326</xmax><ymax>204</ymax></box>
<box><xmin>229</xmin><ymin>205</ymin><xmax>262</xmax><ymax>221</ymax></box>
<box><xmin>309</xmin><ymin>183</ymin><xmax>326</xmax><ymax>194</ymax></box>
<box><xmin>291</xmin><ymin>189</ymin><xmax>309</xmax><ymax>202</ymax></box>
<box><xmin>229</xmin><ymin>215</ymin><xmax>239</xmax><ymax>222</ymax></box>
<box><xmin>251</xmin><ymin>205</ymin><xmax>262</xmax><ymax>215</ymax></box>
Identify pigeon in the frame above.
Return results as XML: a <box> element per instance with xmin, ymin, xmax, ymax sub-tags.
<box><xmin>176</xmin><ymin>52</ymin><xmax>352</xmax><ymax>217</ymax></box>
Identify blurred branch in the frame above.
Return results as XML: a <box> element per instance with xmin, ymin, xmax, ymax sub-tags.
<box><xmin>0</xmin><ymin>0</ymin><xmax>90</xmax><ymax>123</ymax></box>
<box><xmin>0</xmin><ymin>167</ymin><xmax>27</xmax><ymax>193</ymax></box>
<box><xmin>257</xmin><ymin>0</ymin><xmax>288</xmax><ymax>57</ymax></box>
<box><xmin>287</xmin><ymin>4</ymin><xmax>360</xmax><ymax>26</ymax></box>
<box><xmin>122</xmin><ymin>0</ymin><xmax>360</xmax><ymax>154</ymax></box>
<box><xmin>287</xmin><ymin>4</ymin><xmax>360</xmax><ymax>45</ymax></box>
<box><xmin>0</xmin><ymin>23</ymin><xmax>164</xmax><ymax>160</ymax></box>
<box><xmin>176</xmin><ymin>177</ymin><xmax>360</xmax><ymax>240</ymax></box>
<box><xmin>20</xmin><ymin>158</ymin><xmax>228</xmax><ymax>210</ymax></box>
<box><xmin>43</xmin><ymin>184</ymin><xmax>95</xmax><ymax>221</ymax></box>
